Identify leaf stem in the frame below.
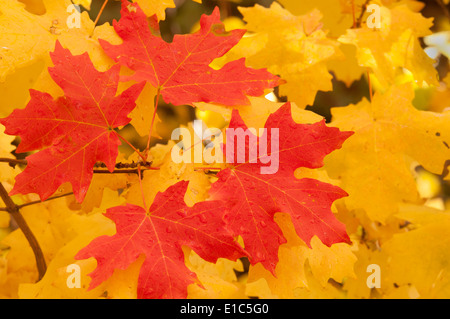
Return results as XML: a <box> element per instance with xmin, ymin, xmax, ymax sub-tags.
<box><xmin>115</xmin><ymin>132</ymin><xmax>148</xmax><ymax>163</ymax></box>
<box><xmin>367</xmin><ymin>68</ymin><xmax>373</xmax><ymax>102</ymax></box>
<box><xmin>93</xmin><ymin>0</ymin><xmax>109</xmax><ymax>28</ymax></box>
<box><xmin>0</xmin><ymin>157</ymin><xmax>160</xmax><ymax>172</ymax></box>
<box><xmin>16</xmin><ymin>192</ymin><xmax>75</xmax><ymax>210</ymax></box>
<box><xmin>0</xmin><ymin>182</ymin><xmax>47</xmax><ymax>281</ymax></box>
<box><xmin>351</xmin><ymin>0</ymin><xmax>357</xmax><ymax>28</ymax></box>
<box><xmin>137</xmin><ymin>165</ymin><xmax>148</xmax><ymax>211</ymax></box>
<box><xmin>146</xmin><ymin>88</ymin><xmax>161</xmax><ymax>152</ymax></box>
<box><xmin>355</xmin><ymin>0</ymin><xmax>371</xmax><ymax>28</ymax></box>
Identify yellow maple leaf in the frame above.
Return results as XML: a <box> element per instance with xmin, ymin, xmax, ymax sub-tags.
<box><xmin>325</xmin><ymin>83</ymin><xmax>450</xmax><ymax>222</ymax></box>
<box><xmin>306</xmin><ymin>236</ymin><xmax>357</xmax><ymax>287</ymax></box>
<box><xmin>185</xmin><ymin>248</ymin><xmax>245</xmax><ymax>299</ymax></box>
<box><xmin>0</xmin><ymin>0</ymin><xmax>120</xmax><ymax>116</ymax></box>
<box><xmin>221</xmin><ymin>3</ymin><xmax>338</xmax><ymax>109</ymax></box>
<box><xmin>79</xmin><ymin>174</ymin><xmax>129</xmax><ymax>214</ymax></box>
<box><xmin>73</xmin><ymin>0</ymin><xmax>91</xmax><ymax>10</ymax></box>
<box><xmin>327</xmin><ymin>43</ymin><xmax>366</xmax><ymax>88</ymax></box>
<box><xmin>279</xmin><ymin>0</ymin><xmax>425</xmax><ymax>36</ymax></box>
<box><xmin>342</xmin><ymin>242</ymin><xmax>387</xmax><ymax>298</ymax></box>
<box><xmin>381</xmin><ymin>205</ymin><xmax>450</xmax><ymax>298</ymax></box>
<box><xmin>126</xmin><ymin>83</ymin><xmax>160</xmax><ymax>138</ymax></box>
<box><xmin>339</xmin><ymin>4</ymin><xmax>438</xmax><ymax>89</ymax></box>
<box><xmin>276</xmin><ymin>0</ymin><xmax>364</xmax><ymax>86</ymax></box>
<box><xmin>246</xmin><ymin>211</ymin><xmax>356</xmax><ymax>298</ymax></box>
<box><xmin>277</xmin><ymin>0</ymin><xmax>365</xmax><ymax>37</ymax></box>
<box><xmin>132</xmin><ymin>0</ymin><xmax>175</xmax><ymax>20</ymax></box>
<box><xmin>0</xmin><ymin>0</ymin><xmax>119</xmax><ymax>79</ymax></box>
<box><xmin>0</xmin><ymin>61</ymin><xmax>45</xmax><ymax>118</ymax></box>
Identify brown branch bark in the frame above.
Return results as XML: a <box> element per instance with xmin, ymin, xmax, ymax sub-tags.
<box><xmin>0</xmin><ymin>182</ymin><xmax>47</xmax><ymax>281</ymax></box>
<box><xmin>0</xmin><ymin>158</ymin><xmax>27</xmax><ymax>167</ymax></box>
<box><xmin>0</xmin><ymin>157</ymin><xmax>154</xmax><ymax>171</ymax></box>
<box><xmin>436</xmin><ymin>0</ymin><xmax>450</xmax><ymax>19</ymax></box>
<box><xmin>355</xmin><ymin>0</ymin><xmax>371</xmax><ymax>28</ymax></box>
<box><xmin>16</xmin><ymin>192</ymin><xmax>74</xmax><ymax>210</ymax></box>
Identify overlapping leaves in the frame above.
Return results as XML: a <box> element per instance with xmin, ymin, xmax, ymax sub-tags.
<box><xmin>0</xmin><ymin>42</ymin><xmax>144</xmax><ymax>202</ymax></box>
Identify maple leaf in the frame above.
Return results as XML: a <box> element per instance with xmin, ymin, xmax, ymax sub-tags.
<box><xmin>269</xmin><ymin>0</ymin><xmax>368</xmax><ymax>87</ymax></box>
<box><xmin>8</xmin><ymin>189</ymin><xmax>131</xmax><ymax>299</ymax></box>
<box><xmin>247</xmin><ymin>212</ymin><xmax>356</xmax><ymax>298</ymax></box>
<box><xmin>186</xmin><ymin>249</ymin><xmax>246</xmax><ymax>298</ymax></box>
<box><xmin>0</xmin><ymin>0</ymin><xmax>121</xmax><ymax>121</ymax></box>
<box><xmin>208</xmin><ymin>102</ymin><xmax>353</xmax><ymax>274</ymax></box>
<box><xmin>277</xmin><ymin>0</ymin><xmax>364</xmax><ymax>37</ymax></box>
<box><xmin>99</xmin><ymin>0</ymin><xmax>282</xmax><ymax>106</ymax></box>
<box><xmin>381</xmin><ymin>204</ymin><xmax>450</xmax><ymax>298</ymax></box>
<box><xmin>324</xmin><ymin>83</ymin><xmax>450</xmax><ymax>222</ymax></box>
<box><xmin>0</xmin><ymin>42</ymin><xmax>145</xmax><ymax>202</ymax></box>
<box><xmin>75</xmin><ymin>181</ymin><xmax>246</xmax><ymax>299</ymax></box>
<box><xmin>0</xmin><ymin>0</ymin><xmax>118</xmax><ymax>81</ymax></box>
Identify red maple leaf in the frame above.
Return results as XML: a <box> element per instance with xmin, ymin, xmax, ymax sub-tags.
<box><xmin>0</xmin><ymin>41</ymin><xmax>145</xmax><ymax>202</ymax></box>
<box><xmin>209</xmin><ymin>102</ymin><xmax>353</xmax><ymax>274</ymax></box>
<box><xmin>99</xmin><ymin>0</ymin><xmax>282</xmax><ymax>106</ymax></box>
<box><xmin>75</xmin><ymin>181</ymin><xmax>246</xmax><ymax>299</ymax></box>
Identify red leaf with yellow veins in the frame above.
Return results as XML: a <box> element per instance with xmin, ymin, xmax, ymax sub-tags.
<box><xmin>209</xmin><ymin>102</ymin><xmax>353</xmax><ymax>274</ymax></box>
<box><xmin>100</xmin><ymin>0</ymin><xmax>282</xmax><ymax>106</ymax></box>
<box><xmin>0</xmin><ymin>41</ymin><xmax>145</xmax><ymax>202</ymax></box>
<box><xmin>76</xmin><ymin>181</ymin><xmax>246</xmax><ymax>299</ymax></box>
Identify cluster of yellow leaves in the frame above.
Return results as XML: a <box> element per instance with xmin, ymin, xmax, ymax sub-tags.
<box><xmin>1</xmin><ymin>0</ymin><xmax>450</xmax><ymax>300</ymax></box>
<box><xmin>0</xmin><ymin>0</ymin><xmax>118</xmax><ymax>117</ymax></box>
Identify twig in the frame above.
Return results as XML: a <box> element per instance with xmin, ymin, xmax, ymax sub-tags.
<box><xmin>0</xmin><ymin>158</ymin><xmax>27</xmax><ymax>167</ymax></box>
<box><xmin>91</xmin><ymin>0</ymin><xmax>109</xmax><ymax>34</ymax></box>
<box><xmin>355</xmin><ymin>0</ymin><xmax>371</xmax><ymax>28</ymax></box>
<box><xmin>0</xmin><ymin>182</ymin><xmax>47</xmax><ymax>281</ymax></box>
<box><xmin>93</xmin><ymin>168</ymin><xmax>157</xmax><ymax>174</ymax></box>
<box><xmin>0</xmin><ymin>158</ymin><xmax>158</xmax><ymax>172</ymax></box>
<box><xmin>116</xmin><ymin>132</ymin><xmax>148</xmax><ymax>163</ymax></box>
<box><xmin>436</xmin><ymin>0</ymin><xmax>450</xmax><ymax>19</ymax></box>
<box><xmin>17</xmin><ymin>192</ymin><xmax>75</xmax><ymax>210</ymax></box>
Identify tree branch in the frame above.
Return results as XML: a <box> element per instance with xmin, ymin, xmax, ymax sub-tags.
<box><xmin>0</xmin><ymin>182</ymin><xmax>47</xmax><ymax>281</ymax></box>
<box><xmin>0</xmin><ymin>158</ymin><xmax>27</xmax><ymax>167</ymax></box>
<box><xmin>436</xmin><ymin>0</ymin><xmax>450</xmax><ymax>19</ymax></box>
<box><xmin>355</xmin><ymin>0</ymin><xmax>371</xmax><ymax>28</ymax></box>
<box><xmin>0</xmin><ymin>157</ymin><xmax>157</xmax><ymax>173</ymax></box>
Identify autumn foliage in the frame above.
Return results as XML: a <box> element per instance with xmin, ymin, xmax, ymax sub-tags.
<box><xmin>0</xmin><ymin>0</ymin><xmax>450</xmax><ymax>299</ymax></box>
